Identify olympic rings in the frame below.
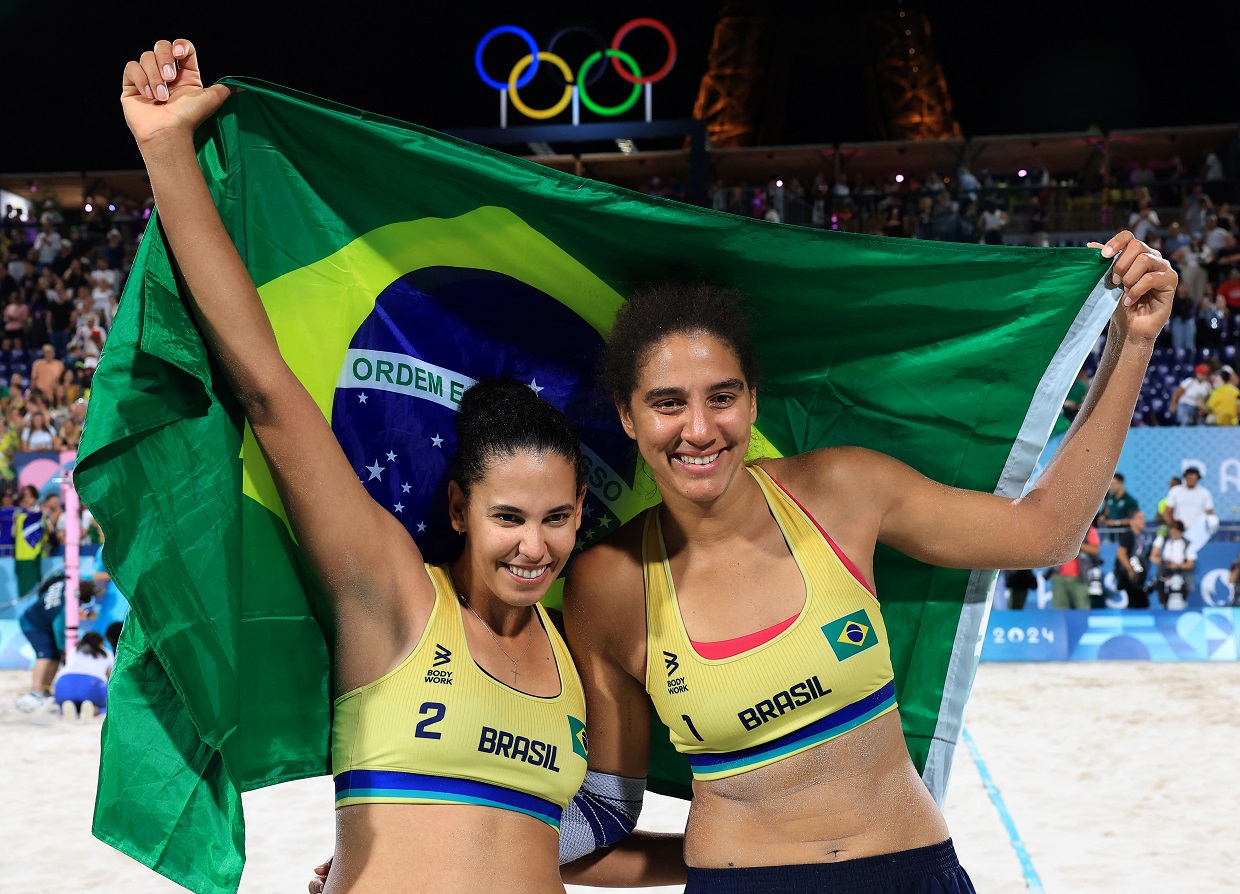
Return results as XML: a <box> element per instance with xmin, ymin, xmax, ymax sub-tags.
<box><xmin>475</xmin><ymin>19</ymin><xmax>677</xmax><ymax>119</ymax></box>
<box><xmin>508</xmin><ymin>52</ymin><xmax>575</xmax><ymax>120</ymax></box>
<box><xmin>577</xmin><ymin>50</ymin><xmax>642</xmax><ymax>117</ymax></box>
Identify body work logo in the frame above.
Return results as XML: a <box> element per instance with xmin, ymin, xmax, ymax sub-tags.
<box><xmin>822</xmin><ymin>609</ymin><xmax>879</xmax><ymax>661</ymax></box>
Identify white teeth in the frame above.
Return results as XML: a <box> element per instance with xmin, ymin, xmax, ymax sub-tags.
<box><xmin>507</xmin><ymin>565</ymin><xmax>548</xmax><ymax>579</ymax></box>
<box><xmin>677</xmin><ymin>451</ymin><xmax>720</xmax><ymax>466</ymax></box>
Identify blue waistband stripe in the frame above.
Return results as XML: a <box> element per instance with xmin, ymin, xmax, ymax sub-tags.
<box><xmin>334</xmin><ymin>770</ymin><xmax>562</xmax><ymax>828</ymax></box>
<box><xmin>689</xmin><ymin>681</ymin><xmax>898</xmax><ymax>776</ymax></box>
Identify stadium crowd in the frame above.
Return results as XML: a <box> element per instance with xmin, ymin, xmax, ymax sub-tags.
<box><xmin>0</xmin><ymin>202</ymin><xmax>142</xmax><ymax>486</ymax></box>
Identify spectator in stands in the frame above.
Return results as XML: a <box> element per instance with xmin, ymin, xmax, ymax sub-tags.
<box><xmin>1182</xmin><ymin>185</ymin><xmax>1212</xmax><ymax>236</ymax></box>
<box><xmin>3</xmin><ymin>293</ymin><xmax>29</xmax><ymax>348</ymax></box>
<box><xmin>1203</xmin><ymin>214</ymin><xmax>1236</xmax><ymax>282</ymax></box>
<box><xmin>1114</xmin><ymin>510</ymin><xmax>1152</xmax><ymax>609</ymax></box>
<box><xmin>1202</xmin><ymin>152</ymin><xmax>1225</xmax><ymax>185</ymax></box>
<box><xmin>32</xmin><ymin>218</ymin><xmax>63</xmax><ymax>272</ymax></box>
<box><xmin>19</xmin><ymin>408</ymin><xmax>56</xmax><ymax>452</ymax></box>
<box><xmin>1169</xmin><ymin>363</ymin><xmax>1212</xmax><ymax>424</ymax></box>
<box><xmin>1172</xmin><ymin>234</ymin><xmax>1213</xmax><ymax>306</ymax></box>
<box><xmin>1206</xmin><ymin>366</ymin><xmax>1238</xmax><ymax>425</ymax></box>
<box><xmin>29</xmin><ymin>343</ymin><xmax>64</xmax><ymax>401</ymax></box>
<box><xmin>90</xmin><ymin>269</ymin><xmax>118</xmax><ymax>329</ymax></box>
<box><xmin>103</xmin><ymin>227</ymin><xmax>126</xmax><ymax>271</ymax></box>
<box><xmin>1167</xmin><ymin>282</ymin><xmax>1199</xmax><ymax>352</ymax></box>
<box><xmin>957</xmin><ymin>166</ymin><xmax>981</xmax><ymax>204</ymax></box>
<box><xmin>45</xmin><ymin>286</ymin><xmax>74</xmax><ymax>359</ymax></box>
<box><xmin>1162</xmin><ymin>220</ymin><xmax>1189</xmax><ymax>258</ymax></box>
<box><xmin>1101</xmin><ymin>473</ymin><xmax>1140</xmax><ymax>527</ymax></box>
<box><xmin>1198</xmin><ymin>284</ymin><xmax>1228</xmax><ymax>349</ymax></box>
<box><xmin>1217</xmin><ymin>266</ymin><xmax>1240</xmax><ymax>310</ymax></box>
<box><xmin>1050</xmin><ymin>523</ymin><xmax>1101</xmax><ymax>609</ymax></box>
<box><xmin>1128</xmin><ymin>197</ymin><xmax>1160</xmax><ymax>244</ymax></box>
<box><xmin>1150</xmin><ymin>520</ymin><xmax>1196</xmax><ymax>609</ymax></box>
<box><xmin>978</xmin><ymin>199</ymin><xmax>1008</xmax><ymax>245</ymax></box>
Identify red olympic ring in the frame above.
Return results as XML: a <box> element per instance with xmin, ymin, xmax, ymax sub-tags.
<box><xmin>610</xmin><ymin>18</ymin><xmax>677</xmax><ymax>85</ymax></box>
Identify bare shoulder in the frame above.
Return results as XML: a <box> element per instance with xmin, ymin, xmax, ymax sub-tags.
<box><xmin>563</xmin><ymin>510</ymin><xmax>648</xmax><ymax>654</ymax></box>
<box><xmin>761</xmin><ymin>446</ymin><xmax>906</xmax><ymax>502</ymax></box>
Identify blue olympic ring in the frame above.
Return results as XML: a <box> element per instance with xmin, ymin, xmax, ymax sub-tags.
<box><xmin>475</xmin><ymin>25</ymin><xmax>540</xmax><ymax>91</ymax></box>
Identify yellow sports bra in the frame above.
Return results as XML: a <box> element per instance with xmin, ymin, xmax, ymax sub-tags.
<box><xmin>644</xmin><ymin>463</ymin><xmax>897</xmax><ymax>781</ymax></box>
<box><xmin>332</xmin><ymin>564</ymin><xmax>588</xmax><ymax>829</ymax></box>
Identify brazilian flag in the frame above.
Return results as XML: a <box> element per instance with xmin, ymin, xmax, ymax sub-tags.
<box><xmin>76</xmin><ymin>78</ymin><xmax>1117</xmax><ymax>894</ymax></box>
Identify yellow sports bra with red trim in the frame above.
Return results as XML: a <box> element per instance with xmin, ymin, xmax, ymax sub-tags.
<box><xmin>643</xmin><ymin>463</ymin><xmax>897</xmax><ymax>781</ymax></box>
<box><xmin>331</xmin><ymin>564</ymin><xmax>588</xmax><ymax>829</ymax></box>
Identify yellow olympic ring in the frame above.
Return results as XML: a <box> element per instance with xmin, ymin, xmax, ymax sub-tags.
<box><xmin>507</xmin><ymin>52</ymin><xmax>574</xmax><ymax>120</ymax></box>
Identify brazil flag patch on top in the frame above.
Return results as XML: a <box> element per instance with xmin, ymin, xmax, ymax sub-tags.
<box><xmin>822</xmin><ymin>610</ymin><xmax>879</xmax><ymax>661</ymax></box>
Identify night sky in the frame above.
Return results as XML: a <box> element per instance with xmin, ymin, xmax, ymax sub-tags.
<box><xmin>3</xmin><ymin>1</ymin><xmax>1234</xmax><ymax>173</ymax></box>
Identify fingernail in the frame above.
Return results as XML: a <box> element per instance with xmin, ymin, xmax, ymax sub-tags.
<box><xmin>173</xmin><ymin>44</ymin><xmax>186</xmax><ymax>56</ymax></box>
<box><xmin>142</xmin><ymin>84</ymin><xmax>153</xmax><ymax>99</ymax></box>
<box><xmin>163</xmin><ymin>64</ymin><xmax>176</xmax><ymax>80</ymax></box>
<box><xmin>155</xmin><ymin>83</ymin><xmax>169</xmax><ymax>101</ymax></box>
<box><xmin>1102</xmin><ymin>246</ymin><xmax>1115</xmax><ymax>258</ymax></box>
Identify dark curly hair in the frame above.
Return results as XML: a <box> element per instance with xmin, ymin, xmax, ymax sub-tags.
<box><xmin>603</xmin><ymin>282</ymin><xmax>757</xmax><ymax>406</ymax></box>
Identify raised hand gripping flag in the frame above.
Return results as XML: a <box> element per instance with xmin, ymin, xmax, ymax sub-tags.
<box><xmin>75</xmin><ymin>78</ymin><xmax>1116</xmax><ymax>894</ymax></box>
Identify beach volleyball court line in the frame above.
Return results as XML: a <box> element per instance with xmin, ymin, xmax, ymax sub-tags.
<box><xmin>961</xmin><ymin>726</ymin><xmax>1045</xmax><ymax>893</ymax></box>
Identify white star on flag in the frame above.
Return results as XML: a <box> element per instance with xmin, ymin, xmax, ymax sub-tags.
<box><xmin>583</xmin><ymin>505</ymin><xmax>593</xmax><ymax>518</ymax></box>
<box><xmin>401</xmin><ymin>482</ymin><xmax>412</xmax><ymax>493</ymax></box>
<box><xmin>365</xmin><ymin>460</ymin><xmax>384</xmax><ymax>480</ymax></box>
<box><xmin>598</xmin><ymin>516</ymin><xmax>611</xmax><ymax>529</ymax></box>
<box><xmin>431</xmin><ymin>434</ymin><xmax>444</xmax><ymax>448</ymax></box>
<box><xmin>393</xmin><ymin>502</ymin><xmax>404</xmax><ymax>513</ymax></box>
<box><xmin>386</xmin><ymin>450</ymin><xmax>397</xmax><ymax>462</ymax></box>
<box><xmin>358</xmin><ymin>393</ymin><xmax>368</xmax><ymax>404</ymax></box>
<box><xmin>417</xmin><ymin>522</ymin><xmax>427</xmax><ymax>532</ymax></box>
<box><xmin>528</xmin><ymin>378</ymin><xmax>544</xmax><ymax>394</ymax></box>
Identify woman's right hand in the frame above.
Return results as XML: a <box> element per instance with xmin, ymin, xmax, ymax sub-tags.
<box><xmin>121</xmin><ymin>39</ymin><xmax>233</xmax><ymax>148</ymax></box>
<box><xmin>307</xmin><ymin>856</ymin><xmax>332</xmax><ymax>894</ymax></box>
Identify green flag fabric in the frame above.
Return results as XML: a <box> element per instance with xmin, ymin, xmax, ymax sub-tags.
<box><xmin>76</xmin><ymin>77</ymin><xmax>1116</xmax><ymax>894</ymax></box>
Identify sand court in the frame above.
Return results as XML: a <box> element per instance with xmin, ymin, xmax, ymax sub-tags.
<box><xmin>5</xmin><ymin>662</ymin><xmax>1238</xmax><ymax>893</ymax></box>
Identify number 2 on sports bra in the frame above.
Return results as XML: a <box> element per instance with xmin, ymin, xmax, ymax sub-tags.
<box><xmin>415</xmin><ymin>702</ymin><xmax>447</xmax><ymax>739</ymax></box>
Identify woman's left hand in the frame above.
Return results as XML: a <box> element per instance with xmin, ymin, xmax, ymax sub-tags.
<box><xmin>1088</xmin><ymin>230</ymin><xmax>1177</xmax><ymax>341</ymax></box>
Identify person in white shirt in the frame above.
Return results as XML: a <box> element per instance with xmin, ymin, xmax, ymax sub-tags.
<box><xmin>1170</xmin><ymin>365</ymin><xmax>1214</xmax><ymax>425</ymax></box>
<box><xmin>1162</xmin><ymin>466</ymin><xmax>1216</xmax><ymax>532</ymax></box>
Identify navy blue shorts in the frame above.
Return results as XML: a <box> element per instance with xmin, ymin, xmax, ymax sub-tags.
<box><xmin>20</xmin><ymin>624</ymin><xmax>61</xmax><ymax>661</ymax></box>
<box><xmin>684</xmin><ymin>839</ymin><xmax>974</xmax><ymax>894</ymax></box>
<box><xmin>54</xmin><ymin>673</ymin><xmax>108</xmax><ymax>711</ymax></box>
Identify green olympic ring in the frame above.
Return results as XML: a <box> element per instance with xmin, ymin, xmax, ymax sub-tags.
<box><xmin>576</xmin><ymin>49</ymin><xmax>643</xmax><ymax>117</ymax></box>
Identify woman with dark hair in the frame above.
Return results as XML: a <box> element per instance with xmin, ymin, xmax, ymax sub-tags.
<box><xmin>122</xmin><ymin>38</ymin><xmax>681</xmax><ymax>894</ymax></box>
<box><xmin>563</xmin><ymin>229</ymin><xmax>1174</xmax><ymax>892</ymax></box>
<box><xmin>54</xmin><ymin>630</ymin><xmax>112</xmax><ymax>719</ymax></box>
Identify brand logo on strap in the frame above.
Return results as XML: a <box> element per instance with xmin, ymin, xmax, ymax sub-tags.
<box><xmin>663</xmin><ymin>650</ymin><xmax>679</xmax><ymax>676</ymax></box>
